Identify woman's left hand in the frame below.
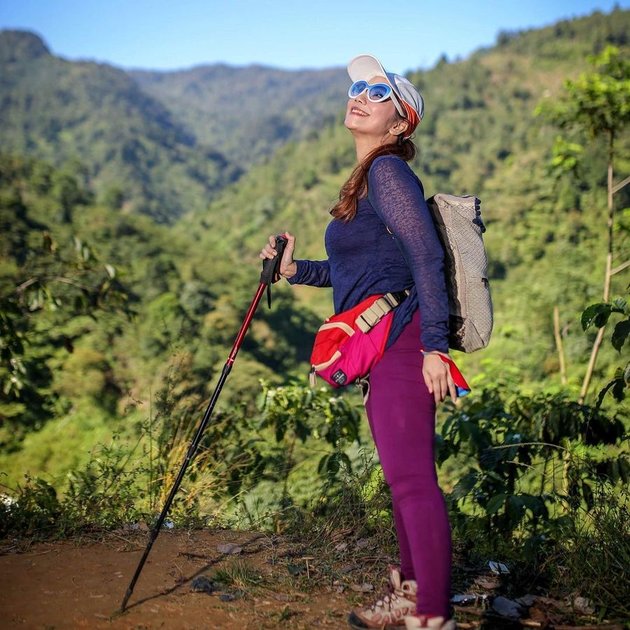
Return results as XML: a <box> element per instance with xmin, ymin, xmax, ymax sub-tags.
<box><xmin>422</xmin><ymin>353</ymin><xmax>457</xmax><ymax>404</ymax></box>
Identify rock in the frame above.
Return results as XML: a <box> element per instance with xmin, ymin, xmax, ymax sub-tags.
<box><xmin>572</xmin><ymin>595</ymin><xmax>594</xmax><ymax>615</ymax></box>
<box><xmin>339</xmin><ymin>563</ymin><xmax>359</xmax><ymax>574</ymax></box>
<box><xmin>350</xmin><ymin>583</ymin><xmax>374</xmax><ymax>593</ymax></box>
<box><xmin>190</xmin><ymin>576</ymin><xmax>216</xmax><ymax>594</ymax></box>
<box><xmin>473</xmin><ymin>574</ymin><xmax>501</xmax><ymax>590</ymax></box>
<box><xmin>220</xmin><ymin>591</ymin><xmax>243</xmax><ymax>602</ymax></box>
<box><xmin>492</xmin><ymin>596</ymin><xmax>523</xmax><ymax>619</ymax></box>
<box><xmin>516</xmin><ymin>594</ymin><xmax>537</xmax><ymax>607</ymax></box>
<box><xmin>217</xmin><ymin>543</ymin><xmax>242</xmax><ymax>555</ymax></box>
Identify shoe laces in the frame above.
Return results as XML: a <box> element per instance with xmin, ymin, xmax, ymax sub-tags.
<box><xmin>369</xmin><ymin>589</ymin><xmax>402</xmax><ymax>613</ymax></box>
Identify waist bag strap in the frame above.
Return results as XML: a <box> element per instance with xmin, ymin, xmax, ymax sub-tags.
<box><xmin>356</xmin><ymin>289</ymin><xmax>410</xmax><ymax>333</ymax></box>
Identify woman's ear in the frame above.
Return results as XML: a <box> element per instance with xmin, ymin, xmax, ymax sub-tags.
<box><xmin>388</xmin><ymin>119</ymin><xmax>409</xmax><ymax>137</ymax></box>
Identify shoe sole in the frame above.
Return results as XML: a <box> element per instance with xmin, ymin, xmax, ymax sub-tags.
<box><xmin>347</xmin><ymin>611</ymin><xmax>405</xmax><ymax>629</ymax></box>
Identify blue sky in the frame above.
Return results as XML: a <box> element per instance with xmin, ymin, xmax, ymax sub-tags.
<box><xmin>1</xmin><ymin>0</ymin><xmax>627</xmax><ymax>73</ymax></box>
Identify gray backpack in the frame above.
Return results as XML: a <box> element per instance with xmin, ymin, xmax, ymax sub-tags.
<box><xmin>426</xmin><ymin>193</ymin><xmax>493</xmax><ymax>353</ymax></box>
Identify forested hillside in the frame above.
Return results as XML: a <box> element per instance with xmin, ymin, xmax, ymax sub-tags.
<box><xmin>0</xmin><ymin>31</ymin><xmax>241</xmax><ymax>221</ymax></box>
<box><xmin>130</xmin><ymin>64</ymin><xmax>348</xmax><ymax>166</ymax></box>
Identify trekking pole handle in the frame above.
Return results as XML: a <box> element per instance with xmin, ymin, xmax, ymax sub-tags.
<box><xmin>260</xmin><ymin>234</ymin><xmax>288</xmax><ymax>285</ymax></box>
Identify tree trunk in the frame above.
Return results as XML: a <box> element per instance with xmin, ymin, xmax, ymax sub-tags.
<box><xmin>579</xmin><ymin>133</ymin><xmax>615</xmax><ymax>404</ymax></box>
<box><xmin>553</xmin><ymin>306</ymin><xmax>567</xmax><ymax>386</ymax></box>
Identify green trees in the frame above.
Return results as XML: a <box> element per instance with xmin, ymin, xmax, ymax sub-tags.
<box><xmin>537</xmin><ymin>46</ymin><xmax>630</xmax><ymax>401</ymax></box>
<box><xmin>438</xmin><ymin>386</ymin><xmax>627</xmax><ymax>541</ymax></box>
<box><xmin>0</xmin><ymin>31</ymin><xmax>240</xmax><ymax>223</ymax></box>
<box><xmin>0</xmin><ymin>157</ymin><xmax>131</xmax><ymax>442</ymax></box>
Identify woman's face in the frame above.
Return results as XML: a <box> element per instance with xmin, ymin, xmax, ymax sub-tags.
<box><xmin>344</xmin><ymin>75</ymin><xmax>403</xmax><ymax>142</ymax></box>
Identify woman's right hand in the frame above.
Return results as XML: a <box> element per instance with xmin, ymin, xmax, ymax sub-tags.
<box><xmin>259</xmin><ymin>232</ymin><xmax>297</xmax><ymax>279</ymax></box>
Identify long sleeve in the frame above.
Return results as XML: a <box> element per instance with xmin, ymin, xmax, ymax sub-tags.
<box><xmin>367</xmin><ymin>156</ymin><xmax>449</xmax><ymax>353</ymax></box>
<box><xmin>287</xmin><ymin>259</ymin><xmax>332</xmax><ymax>287</ymax></box>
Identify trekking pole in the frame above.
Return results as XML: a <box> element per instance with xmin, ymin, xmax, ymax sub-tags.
<box><xmin>120</xmin><ymin>235</ymin><xmax>288</xmax><ymax>613</ymax></box>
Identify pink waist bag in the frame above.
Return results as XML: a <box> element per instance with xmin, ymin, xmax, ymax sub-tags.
<box><xmin>309</xmin><ymin>294</ymin><xmax>472</xmax><ymax>396</ymax></box>
<box><xmin>309</xmin><ymin>295</ymin><xmax>394</xmax><ymax>388</ymax></box>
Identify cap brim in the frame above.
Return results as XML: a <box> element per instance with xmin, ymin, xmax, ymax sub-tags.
<box><xmin>347</xmin><ymin>54</ymin><xmax>388</xmax><ymax>83</ymax></box>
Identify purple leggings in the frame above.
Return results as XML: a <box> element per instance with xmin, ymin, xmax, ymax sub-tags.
<box><xmin>364</xmin><ymin>310</ymin><xmax>451</xmax><ymax>618</ymax></box>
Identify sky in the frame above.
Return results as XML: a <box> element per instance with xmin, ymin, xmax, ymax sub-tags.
<box><xmin>0</xmin><ymin>0</ymin><xmax>628</xmax><ymax>74</ymax></box>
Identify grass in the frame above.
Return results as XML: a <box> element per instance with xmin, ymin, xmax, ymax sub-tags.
<box><xmin>549</xmin><ymin>491</ymin><xmax>630</xmax><ymax>621</ymax></box>
<box><xmin>212</xmin><ymin>559</ymin><xmax>266</xmax><ymax>591</ymax></box>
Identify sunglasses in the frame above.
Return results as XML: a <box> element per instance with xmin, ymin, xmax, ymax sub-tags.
<box><xmin>348</xmin><ymin>80</ymin><xmax>406</xmax><ymax>118</ymax></box>
<box><xmin>348</xmin><ymin>80</ymin><xmax>393</xmax><ymax>103</ymax></box>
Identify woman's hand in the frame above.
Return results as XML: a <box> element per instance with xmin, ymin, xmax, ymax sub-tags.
<box><xmin>259</xmin><ymin>232</ymin><xmax>297</xmax><ymax>279</ymax></box>
<box><xmin>422</xmin><ymin>353</ymin><xmax>457</xmax><ymax>405</ymax></box>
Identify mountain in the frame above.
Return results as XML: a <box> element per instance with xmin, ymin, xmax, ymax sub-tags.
<box><xmin>0</xmin><ymin>30</ymin><xmax>241</xmax><ymax>222</ymax></box>
<box><xmin>129</xmin><ymin>64</ymin><xmax>348</xmax><ymax>167</ymax></box>
<box><xmin>0</xmin><ymin>30</ymin><xmax>348</xmax><ymax>220</ymax></box>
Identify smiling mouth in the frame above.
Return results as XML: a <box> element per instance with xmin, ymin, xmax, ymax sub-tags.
<box><xmin>350</xmin><ymin>106</ymin><xmax>368</xmax><ymax>117</ymax></box>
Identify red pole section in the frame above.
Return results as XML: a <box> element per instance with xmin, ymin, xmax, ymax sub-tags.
<box><xmin>228</xmin><ymin>282</ymin><xmax>267</xmax><ymax>365</ymax></box>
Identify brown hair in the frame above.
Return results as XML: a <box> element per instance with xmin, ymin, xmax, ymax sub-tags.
<box><xmin>330</xmin><ymin>135</ymin><xmax>416</xmax><ymax>222</ymax></box>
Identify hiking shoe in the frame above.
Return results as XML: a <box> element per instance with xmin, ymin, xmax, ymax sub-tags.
<box><xmin>389</xmin><ymin>566</ymin><xmax>417</xmax><ymax>602</ymax></box>
<box><xmin>347</xmin><ymin>566</ymin><xmax>417</xmax><ymax>629</ymax></box>
<box><xmin>403</xmin><ymin>615</ymin><xmax>456</xmax><ymax>630</ymax></box>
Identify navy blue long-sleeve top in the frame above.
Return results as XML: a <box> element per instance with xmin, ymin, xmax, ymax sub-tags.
<box><xmin>287</xmin><ymin>155</ymin><xmax>449</xmax><ymax>353</ymax></box>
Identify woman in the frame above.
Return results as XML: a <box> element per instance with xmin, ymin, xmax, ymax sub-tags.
<box><xmin>260</xmin><ymin>54</ymin><xmax>456</xmax><ymax>630</ymax></box>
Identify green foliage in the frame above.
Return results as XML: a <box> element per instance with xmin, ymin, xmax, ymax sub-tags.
<box><xmin>62</xmin><ymin>438</ymin><xmax>147</xmax><ymax>529</ymax></box>
<box><xmin>258</xmin><ymin>382</ymin><xmax>361</xmax><ymax>484</ymax></box>
<box><xmin>212</xmin><ymin>559</ymin><xmax>265</xmax><ymax>589</ymax></box>
<box><xmin>0</xmin><ymin>437</ymin><xmax>147</xmax><ymax>539</ymax></box>
<box><xmin>538</xmin><ymin>46</ymin><xmax>630</xmax><ymax>147</ymax></box>
<box><xmin>437</xmin><ymin>385</ymin><xmax>627</xmax><ymax>543</ymax></box>
<box><xmin>0</xmin><ymin>476</ymin><xmax>61</xmax><ymax>538</ymax></box>
<box><xmin>0</xmin><ymin>152</ymin><xmax>327</xmax><ymax>460</ymax></box>
<box><xmin>0</xmin><ymin>157</ymin><xmax>131</xmax><ymax>439</ymax></box>
<box><xmin>548</xmin><ymin>135</ymin><xmax>585</xmax><ymax>179</ymax></box>
<box><xmin>581</xmin><ymin>292</ymin><xmax>630</xmax><ymax>405</ymax></box>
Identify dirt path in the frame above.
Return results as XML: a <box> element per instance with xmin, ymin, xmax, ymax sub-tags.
<box><xmin>0</xmin><ymin>530</ymin><xmax>354</xmax><ymax>629</ymax></box>
<box><xmin>3</xmin><ymin>530</ymin><xmax>625</xmax><ymax>630</ymax></box>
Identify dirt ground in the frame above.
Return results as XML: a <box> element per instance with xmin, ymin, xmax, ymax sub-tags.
<box><xmin>1</xmin><ymin>530</ymin><xmax>626</xmax><ymax>630</ymax></box>
<box><xmin>0</xmin><ymin>529</ymin><xmax>372</xmax><ymax>629</ymax></box>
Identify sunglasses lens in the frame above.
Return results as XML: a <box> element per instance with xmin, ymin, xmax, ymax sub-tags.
<box><xmin>368</xmin><ymin>83</ymin><xmax>391</xmax><ymax>101</ymax></box>
<box><xmin>349</xmin><ymin>80</ymin><xmax>367</xmax><ymax>98</ymax></box>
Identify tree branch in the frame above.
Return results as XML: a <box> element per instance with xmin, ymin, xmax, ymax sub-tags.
<box><xmin>612</xmin><ymin>174</ymin><xmax>630</xmax><ymax>194</ymax></box>
<box><xmin>611</xmin><ymin>260</ymin><xmax>630</xmax><ymax>276</ymax></box>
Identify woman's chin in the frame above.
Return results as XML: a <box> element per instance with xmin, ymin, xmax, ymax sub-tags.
<box><xmin>344</xmin><ymin>118</ymin><xmax>369</xmax><ymax>134</ymax></box>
